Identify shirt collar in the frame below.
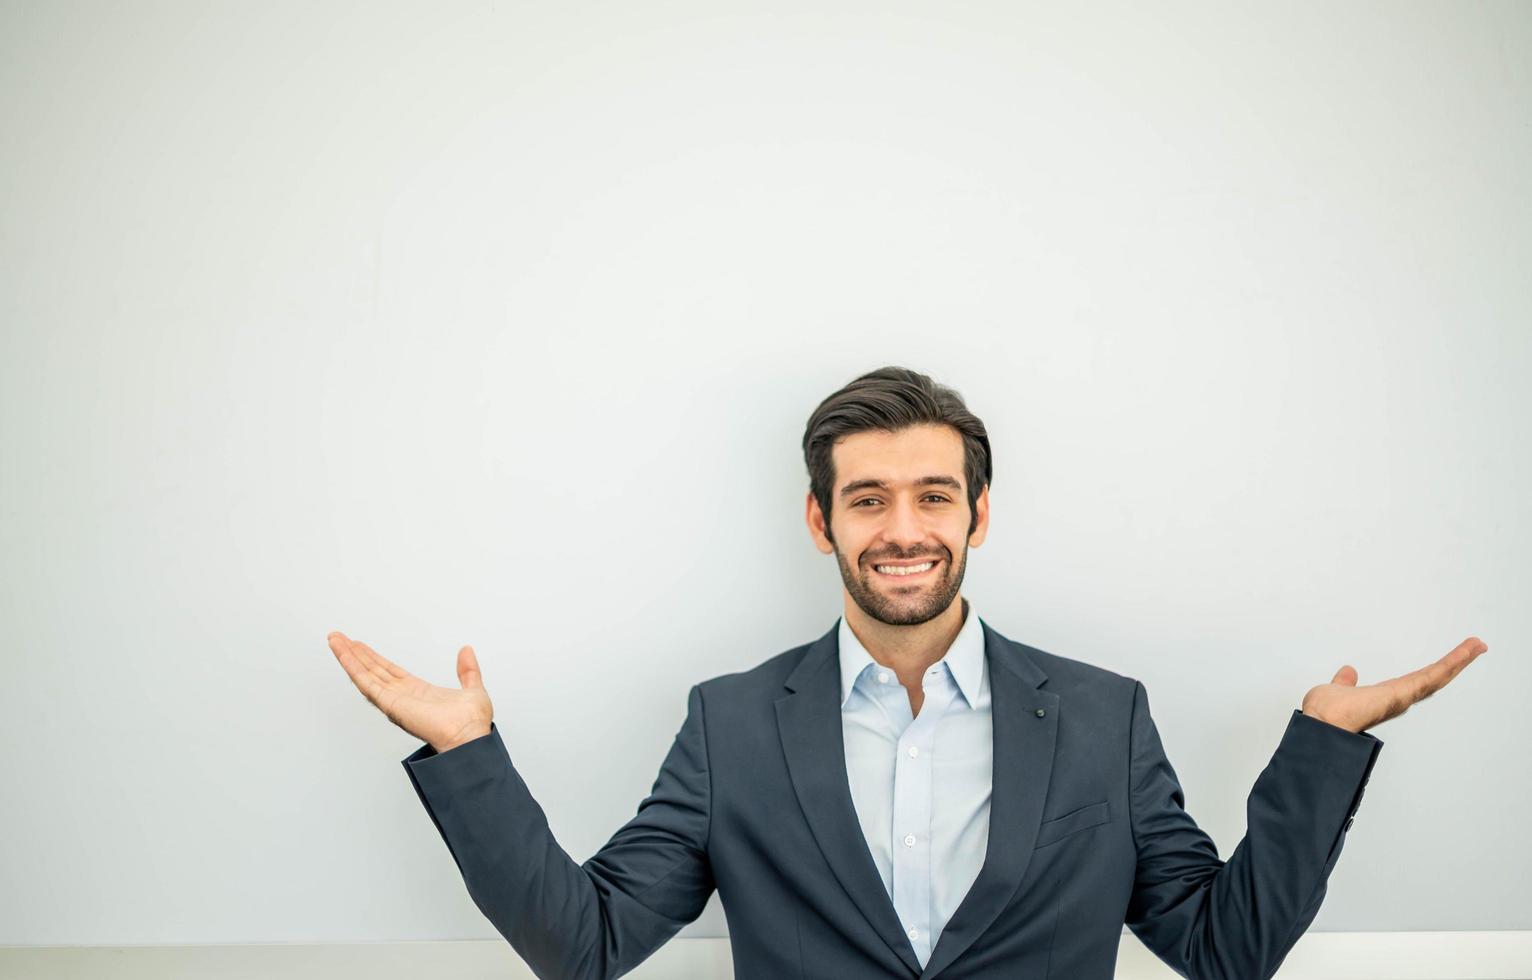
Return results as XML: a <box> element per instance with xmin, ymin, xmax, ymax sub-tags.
<box><xmin>837</xmin><ymin>599</ymin><xmax>985</xmax><ymax>708</ymax></box>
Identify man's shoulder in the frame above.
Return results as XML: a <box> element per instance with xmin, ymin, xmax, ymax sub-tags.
<box><xmin>1006</xmin><ymin>636</ymin><xmax>1139</xmax><ymax>692</ymax></box>
<box><xmin>694</xmin><ymin>639</ymin><xmax>816</xmax><ymax>701</ymax></box>
<box><xmin>989</xmin><ymin>630</ymin><xmax>1143</xmax><ymax>728</ymax></box>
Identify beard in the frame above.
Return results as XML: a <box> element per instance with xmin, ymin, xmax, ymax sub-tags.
<box><xmin>833</xmin><ymin>538</ymin><xmax>968</xmax><ymax>627</ymax></box>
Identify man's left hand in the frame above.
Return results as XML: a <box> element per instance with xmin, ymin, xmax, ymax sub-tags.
<box><xmin>1302</xmin><ymin>635</ymin><xmax>1489</xmax><ymax>734</ymax></box>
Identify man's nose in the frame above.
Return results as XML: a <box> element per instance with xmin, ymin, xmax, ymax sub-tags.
<box><xmin>883</xmin><ymin>496</ymin><xmax>929</xmax><ymax>545</ymax></box>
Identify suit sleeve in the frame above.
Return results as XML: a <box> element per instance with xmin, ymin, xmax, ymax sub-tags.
<box><xmin>1124</xmin><ymin>680</ymin><xmax>1383</xmax><ymax>980</ymax></box>
<box><xmin>400</xmin><ymin>683</ymin><xmax>716</xmax><ymax>980</ymax></box>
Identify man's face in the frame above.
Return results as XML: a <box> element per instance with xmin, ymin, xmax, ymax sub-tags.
<box><xmin>807</xmin><ymin>423</ymin><xmax>988</xmax><ymax>627</ymax></box>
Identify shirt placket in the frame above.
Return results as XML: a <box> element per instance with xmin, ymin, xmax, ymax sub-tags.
<box><xmin>889</xmin><ymin>666</ymin><xmax>957</xmax><ymax>965</ymax></box>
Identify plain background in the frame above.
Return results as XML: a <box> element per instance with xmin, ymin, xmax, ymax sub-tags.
<box><xmin>1</xmin><ymin>0</ymin><xmax>1527</xmax><ymax>950</ymax></box>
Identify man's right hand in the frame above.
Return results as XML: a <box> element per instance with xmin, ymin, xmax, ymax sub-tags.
<box><xmin>327</xmin><ymin>630</ymin><xmax>495</xmax><ymax>753</ymax></box>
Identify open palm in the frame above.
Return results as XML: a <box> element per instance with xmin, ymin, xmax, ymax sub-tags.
<box><xmin>327</xmin><ymin>631</ymin><xmax>495</xmax><ymax>753</ymax></box>
<box><xmin>1302</xmin><ymin>635</ymin><xmax>1487</xmax><ymax>734</ymax></box>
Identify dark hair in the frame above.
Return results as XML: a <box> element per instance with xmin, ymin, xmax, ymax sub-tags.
<box><xmin>801</xmin><ymin>366</ymin><xmax>992</xmax><ymax>544</ymax></box>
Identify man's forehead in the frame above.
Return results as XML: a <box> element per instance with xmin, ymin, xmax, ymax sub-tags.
<box><xmin>832</xmin><ymin>428</ymin><xmax>966</xmax><ymax>496</ymax></box>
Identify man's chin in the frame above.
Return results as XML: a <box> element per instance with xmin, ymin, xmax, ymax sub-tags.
<box><xmin>869</xmin><ymin>577</ymin><xmax>941</xmax><ymax>595</ymax></box>
<box><xmin>855</xmin><ymin>586</ymin><xmax>954</xmax><ymax>621</ymax></box>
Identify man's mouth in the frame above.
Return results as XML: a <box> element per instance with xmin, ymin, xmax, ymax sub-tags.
<box><xmin>871</xmin><ymin>559</ymin><xmax>940</xmax><ymax>579</ymax></box>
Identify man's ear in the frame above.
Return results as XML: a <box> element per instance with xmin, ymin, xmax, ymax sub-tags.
<box><xmin>968</xmin><ymin>484</ymin><xmax>990</xmax><ymax>548</ymax></box>
<box><xmin>805</xmin><ymin>491</ymin><xmax>834</xmax><ymax>554</ymax></box>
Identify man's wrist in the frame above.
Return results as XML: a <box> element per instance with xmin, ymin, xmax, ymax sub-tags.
<box><xmin>434</xmin><ymin>724</ymin><xmax>493</xmax><ymax>754</ymax></box>
<box><xmin>1301</xmin><ymin>708</ymin><xmax>1359</xmax><ymax>734</ymax></box>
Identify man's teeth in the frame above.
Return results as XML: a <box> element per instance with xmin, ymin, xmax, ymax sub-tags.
<box><xmin>875</xmin><ymin>561</ymin><xmax>935</xmax><ymax>576</ymax></box>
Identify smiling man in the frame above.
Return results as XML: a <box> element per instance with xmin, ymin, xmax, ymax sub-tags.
<box><xmin>814</xmin><ymin>420</ymin><xmax>981</xmax><ymax>719</ymax></box>
<box><xmin>329</xmin><ymin>365</ymin><xmax>1487</xmax><ymax>980</ymax></box>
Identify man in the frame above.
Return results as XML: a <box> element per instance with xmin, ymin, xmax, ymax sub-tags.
<box><xmin>328</xmin><ymin>366</ymin><xmax>1486</xmax><ymax>980</ymax></box>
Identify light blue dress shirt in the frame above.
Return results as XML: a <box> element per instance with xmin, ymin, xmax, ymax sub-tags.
<box><xmin>838</xmin><ymin>600</ymin><xmax>993</xmax><ymax>969</ymax></box>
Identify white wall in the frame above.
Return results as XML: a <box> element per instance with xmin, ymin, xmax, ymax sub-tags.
<box><xmin>1</xmin><ymin>0</ymin><xmax>1527</xmax><ymax>956</ymax></box>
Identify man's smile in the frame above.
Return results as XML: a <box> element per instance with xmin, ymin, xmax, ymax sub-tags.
<box><xmin>871</xmin><ymin>558</ymin><xmax>941</xmax><ymax>580</ymax></box>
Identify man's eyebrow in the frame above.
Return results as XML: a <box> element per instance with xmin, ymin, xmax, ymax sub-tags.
<box><xmin>839</xmin><ymin>475</ymin><xmax>963</xmax><ymax>498</ymax></box>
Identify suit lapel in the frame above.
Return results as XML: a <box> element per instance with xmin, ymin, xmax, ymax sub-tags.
<box><xmin>776</xmin><ymin>622</ymin><xmax>925</xmax><ymax>976</ymax></box>
<box><xmin>774</xmin><ymin>617</ymin><xmax>1059</xmax><ymax>980</ymax></box>
<box><xmin>918</xmin><ymin>620</ymin><xmax>1058</xmax><ymax>980</ymax></box>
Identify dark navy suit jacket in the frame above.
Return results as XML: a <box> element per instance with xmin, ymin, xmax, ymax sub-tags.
<box><xmin>402</xmin><ymin>616</ymin><xmax>1383</xmax><ymax>980</ymax></box>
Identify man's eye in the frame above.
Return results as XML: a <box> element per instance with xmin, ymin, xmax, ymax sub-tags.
<box><xmin>852</xmin><ymin>496</ymin><xmax>950</xmax><ymax>507</ymax></box>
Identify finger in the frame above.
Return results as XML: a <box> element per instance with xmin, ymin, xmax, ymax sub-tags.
<box><xmin>1394</xmin><ymin>662</ymin><xmax>1451</xmax><ymax>706</ymax></box>
<box><xmin>1423</xmin><ymin>641</ymin><xmax>1480</xmax><ymax>692</ymax></box>
<box><xmin>1393</xmin><ymin>640</ymin><xmax>1482</xmax><ymax>704</ymax></box>
<box><xmin>352</xmin><ymin>638</ymin><xmax>412</xmax><ymax>681</ymax></box>
<box><xmin>329</xmin><ymin>636</ymin><xmax>387</xmax><ymax>706</ymax></box>
<box><xmin>1438</xmin><ymin>636</ymin><xmax>1489</xmax><ymax>674</ymax></box>
<box><xmin>457</xmin><ymin>644</ymin><xmax>482</xmax><ymax>689</ymax></box>
<box><xmin>329</xmin><ymin>634</ymin><xmax>397</xmax><ymax>692</ymax></box>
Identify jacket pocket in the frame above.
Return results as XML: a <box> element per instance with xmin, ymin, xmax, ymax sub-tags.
<box><xmin>1034</xmin><ymin>800</ymin><xmax>1111</xmax><ymax>848</ymax></box>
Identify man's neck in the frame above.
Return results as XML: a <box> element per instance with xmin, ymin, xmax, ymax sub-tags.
<box><xmin>843</xmin><ymin>595</ymin><xmax>968</xmax><ymax>686</ymax></box>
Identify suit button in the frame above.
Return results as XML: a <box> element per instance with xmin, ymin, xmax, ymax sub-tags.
<box><xmin>1035</xmin><ymin>708</ymin><xmax>1046</xmax><ymax>717</ymax></box>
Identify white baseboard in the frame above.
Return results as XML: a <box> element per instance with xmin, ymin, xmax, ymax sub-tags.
<box><xmin>3</xmin><ymin>932</ymin><xmax>1529</xmax><ymax>978</ymax></box>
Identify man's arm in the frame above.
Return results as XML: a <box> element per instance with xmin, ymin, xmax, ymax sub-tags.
<box><xmin>1124</xmin><ymin>680</ymin><xmax>1383</xmax><ymax>980</ymax></box>
<box><xmin>401</xmin><ymin>683</ymin><xmax>715</xmax><ymax>980</ymax></box>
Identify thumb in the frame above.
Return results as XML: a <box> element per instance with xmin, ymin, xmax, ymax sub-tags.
<box><xmin>1330</xmin><ymin>664</ymin><xmax>1358</xmax><ymax>687</ymax></box>
<box><xmin>457</xmin><ymin>644</ymin><xmax>483</xmax><ymax>690</ymax></box>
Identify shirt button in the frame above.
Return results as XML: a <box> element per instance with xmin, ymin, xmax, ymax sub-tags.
<box><xmin>878</xmin><ymin>672</ymin><xmax>890</xmax><ymax>684</ymax></box>
<box><xmin>908</xmin><ymin>927</ymin><xmax>919</xmax><ymax>940</ymax></box>
<box><xmin>904</xmin><ymin>834</ymin><xmax>916</xmax><ymax>846</ymax></box>
<box><xmin>908</xmin><ymin>746</ymin><xmax>919</xmax><ymax>758</ymax></box>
